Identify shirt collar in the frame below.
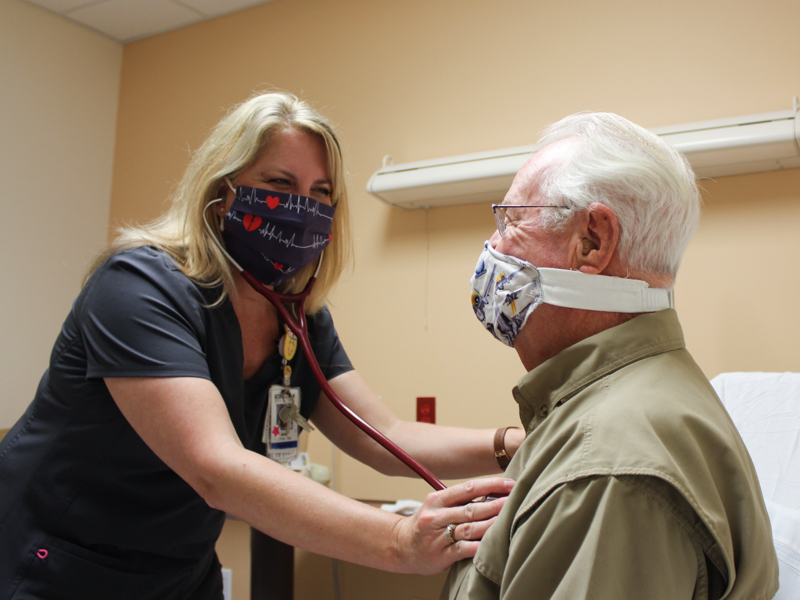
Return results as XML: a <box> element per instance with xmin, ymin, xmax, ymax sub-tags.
<box><xmin>512</xmin><ymin>309</ymin><xmax>686</xmax><ymax>431</ymax></box>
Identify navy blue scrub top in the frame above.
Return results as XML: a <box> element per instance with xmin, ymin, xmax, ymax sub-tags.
<box><xmin>0</xmin><ymin>247</ymin><xmax>352</xmax><ymax>600</ymax></box>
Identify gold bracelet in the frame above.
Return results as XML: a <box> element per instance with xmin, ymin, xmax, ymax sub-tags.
<box><xmin>494</xmin><ymin>426</ymin><xmax>519</xmax><ymax>471</ymax></box>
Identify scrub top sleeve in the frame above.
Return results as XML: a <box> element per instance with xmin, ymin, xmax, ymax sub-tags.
<box><xmin>308</xmin><ymin>306</ymin><xmax>354</xmax><ymax>381</ymax></box>
<box><xmin>501</xmin><ymin>476</ymin><xmax>702</xmax><ymax>600</ymax></box>
<box><xmin>77</xmin><ymin>248</ymin><xmax>212</xmax><ymax>380</ymax></box>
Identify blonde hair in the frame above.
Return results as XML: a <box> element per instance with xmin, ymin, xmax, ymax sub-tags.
<box><xmin>91</xmin><ymin>91</ymin><xmax>352</xmax><ymax>314</ymax></box>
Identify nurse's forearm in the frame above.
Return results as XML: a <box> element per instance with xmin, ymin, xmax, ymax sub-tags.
<box><xmin>201</xmin><ymin>448</ymin><xmax>513</xmax><ymax>574</ymax></box>
<box><xmin>316</xmin><ymin>371</ymin><xmax>524</xmax><ymax>479</ymax></box>
<box><xmin>382</xmin><ymin>420</ymin><xmax>524</xmax><ymax>479</ymax></box>
<box><xmin>201</xmin><ymin>445</ymin><xmax>408</xmax><ymax>570</ymax></box>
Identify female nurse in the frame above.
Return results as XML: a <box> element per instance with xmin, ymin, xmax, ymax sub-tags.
<box><xmin>0</xmin><ymin>91</ymin><xmax>523</xmax><ymax>600</ymax></box>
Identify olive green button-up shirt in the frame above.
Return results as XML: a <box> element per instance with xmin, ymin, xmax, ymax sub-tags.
<box><xmin>443</xmin><ymin>309</ymin><xmax>778</xmax><ymax>600</ymax></box>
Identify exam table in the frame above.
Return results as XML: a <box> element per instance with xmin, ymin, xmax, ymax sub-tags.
<box><xmin>711</xmin><ymin>372</ymin><xmax>800</xmax><ymax>600</ymax></box>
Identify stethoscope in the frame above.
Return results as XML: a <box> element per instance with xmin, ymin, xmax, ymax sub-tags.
<box><xmin>205</xmin><ymin>197</ymin><xmax>446</xmax><ymax>491</ymax></box>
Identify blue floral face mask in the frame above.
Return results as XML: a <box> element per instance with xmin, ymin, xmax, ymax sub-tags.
<box><xmin>470</xmin><ymin>242</ymin><xmax>543</xmax><ymax>347</ymax></box>
<box><xmin>221</xmin><ymin>184</ymin><xmax>335</xmax><ymax>287</ymax></box>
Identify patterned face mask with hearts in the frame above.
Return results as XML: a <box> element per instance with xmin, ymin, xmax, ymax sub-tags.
<box><xmin>221</xmin><ymin>185</ymin><xmax>335</xmax><ymax>287</ymax></box>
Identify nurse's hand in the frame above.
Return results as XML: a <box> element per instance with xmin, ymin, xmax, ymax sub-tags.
<box><xmin>393</xmin><ymin>477</ymin><xmax>514</xmax><ymax>574</ymax></box>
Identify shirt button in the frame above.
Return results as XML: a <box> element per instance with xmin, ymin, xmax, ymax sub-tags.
<box><xmin>538</xmin><ymin>404</ymin><xmax>549</xmax><ymax>418</ymax></box>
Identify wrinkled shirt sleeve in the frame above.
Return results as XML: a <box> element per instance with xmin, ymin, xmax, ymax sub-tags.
<box><xmin>502</xmin><ymin>476</ymin><xmax>702</xmax><ymax>600</ymax></box>
<box><xmin>447</xmin><ymin>476</ymin><xmax>708</xmax><ymax>600</ymax></box>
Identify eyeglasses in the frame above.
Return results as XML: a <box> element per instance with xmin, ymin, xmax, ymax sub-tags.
<box><xmin>492</xmin><ymin>204</ymin><xmax>570</xmax><ymax>237</ymax></box>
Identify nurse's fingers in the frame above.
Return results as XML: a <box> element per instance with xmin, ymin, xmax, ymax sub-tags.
<box><xmin>431</xmin><ymin>477</ymin><xmax>514</xmax><ymax>510</ymax></box>
<box><xmin>445</xmin><ymin>515</ymin><xmax>500</xmax><ymax>544</ymax></box>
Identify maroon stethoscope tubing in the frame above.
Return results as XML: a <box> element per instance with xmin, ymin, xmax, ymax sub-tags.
<box><xmin>239</xmin><ymin>269</ymin><xmax>446</xmax><ymax>492</ymax></box>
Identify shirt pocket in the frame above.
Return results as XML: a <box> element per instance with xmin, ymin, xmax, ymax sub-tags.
<box><xmin>11</xmin><ymin>536</ymin><xmax>164</xmax><ymax>600</ymax></box>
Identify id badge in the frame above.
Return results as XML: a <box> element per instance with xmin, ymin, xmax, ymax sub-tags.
<box><xmin>264</xmin><ymin>385</ymin><xmax>302</xmax><ymax>463</ymax></box>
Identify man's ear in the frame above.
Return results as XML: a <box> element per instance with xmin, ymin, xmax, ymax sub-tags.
<box><xmin>571</xmin><ymin>203</ymin><xmax>619</xmax><ymax>274</ymax></box>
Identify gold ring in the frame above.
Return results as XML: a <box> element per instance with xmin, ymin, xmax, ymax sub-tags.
<box><xmin>445</xmin><ymin>523</ymin><xmax>457</xmax><ymax>545</ymax></box>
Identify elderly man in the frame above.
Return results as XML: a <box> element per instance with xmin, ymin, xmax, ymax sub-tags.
<box><xmin>444</xmin><ymin>113</ymin><xmax>779</xmax><ymax>600</ymax></box>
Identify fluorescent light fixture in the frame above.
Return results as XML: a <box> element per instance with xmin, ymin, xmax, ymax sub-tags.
<box><xmin>367</xmin><ymin>99</ymin><xmax>800</xmax><ymax>209</ymax></box>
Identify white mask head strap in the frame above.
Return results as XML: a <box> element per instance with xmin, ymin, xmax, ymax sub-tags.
<box><xmin>536</xmin><ymin>267</ymin><xmax>671</xmax><ymax>313</ymax></box>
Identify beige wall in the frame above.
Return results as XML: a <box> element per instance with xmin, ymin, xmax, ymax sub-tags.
<box><xmin>0</xmin><ymin>0</ymin><xmax>122</xmax><ymax>427</ymax></box>
<box><xmin>111</xmin><ymin>0</ymin><xmax>800</xmax><ymax>500</ymax></box>
<box><xmin>15</xmin><ymin>0</ymin><xmax>797</xmax><ymax>597</ymax></box>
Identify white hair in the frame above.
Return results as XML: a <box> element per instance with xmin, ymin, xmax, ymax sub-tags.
<box><xmin>534</xmin><ymin>112</ymin><xmax>701</xmax><ymax>280</ymax></box>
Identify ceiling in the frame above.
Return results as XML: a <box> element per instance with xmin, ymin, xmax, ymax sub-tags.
<box><xmin>24</xmin><ymin>0</ymin><xmax>276</xmax><ymax>44</ymax></box>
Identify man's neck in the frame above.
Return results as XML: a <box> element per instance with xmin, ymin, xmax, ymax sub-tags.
<box><xmin>514</xmin><ymin>304</ymin><xmax>640</xmax><ymax>372</ymax></box>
